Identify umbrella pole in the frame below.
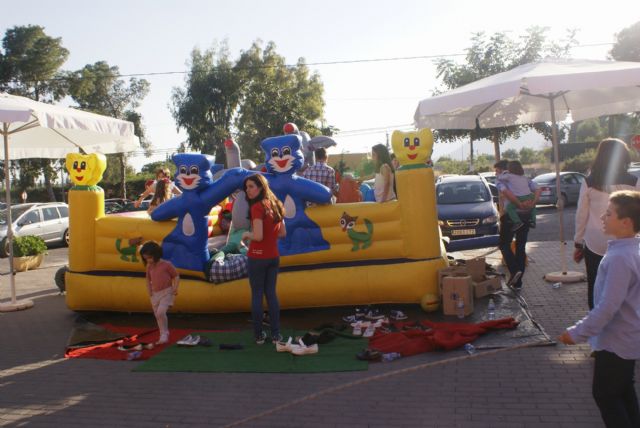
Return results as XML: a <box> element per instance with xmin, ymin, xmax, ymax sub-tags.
<box><xmin>544</xmin><ymin>100</ymin><xmax>583</xmax><ymax>284</ymax></box>
<box><xmin>0</xmin><ymin>124</ymin><xmax>33</xmax><ymax>312</ymax></box>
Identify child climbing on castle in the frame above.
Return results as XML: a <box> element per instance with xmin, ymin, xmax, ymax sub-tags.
<box><xmin>140</xmin><ymin>241</ymin><xmax>180</xmax><ymax>345</ymax></box>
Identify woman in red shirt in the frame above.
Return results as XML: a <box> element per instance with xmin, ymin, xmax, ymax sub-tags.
<box><xmin>241</xmin><ymin>174</ymin><xmax>286</xmax><ymax>345</ymax></box>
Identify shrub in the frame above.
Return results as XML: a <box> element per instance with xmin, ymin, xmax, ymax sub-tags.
<box><xmin>562</xmin><ymin>149</ymin><xmax>596</xmax><ymax>174</ymax></box>
<box><xmin>12</xmin><ymin>235</ymin><xmax>48</xmax><ymax>257</ymax></box>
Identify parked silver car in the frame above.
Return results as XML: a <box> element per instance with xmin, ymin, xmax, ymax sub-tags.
<box><xmin>532</xmin><ymin>172</ymin><xmax>586</xmax><ymax>206</ymax></box>
<box><xmin>0</xmin><ymin>202</ymin><xmax>69</xmax><ymax>257</ymax></box>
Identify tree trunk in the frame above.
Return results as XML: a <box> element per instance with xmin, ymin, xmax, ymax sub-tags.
<box><xmin>608</xmin><ymin>115</ymin><xmax>615</xmax><ymax>137</ymax></box>
<box><xmin>42</xmin><ymin>160</ymin><xmax>56</xmax><ymax>201</ymax></box>
<box><xmin>468</xmin><ymin>135</ymin><xmax>475</xmax><ymax>171</ymax></box>
<box><xmin>493</xmin><ymin>131</ymin><xmax>500</xmax><ymax>161</ymax></box>
<box><xmin>119</xmin><ymin>154</ymin><xmax>127</xmax><ymax>199</ymax></box>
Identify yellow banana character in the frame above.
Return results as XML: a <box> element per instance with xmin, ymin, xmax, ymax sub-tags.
<box><xmin>391</xmin><ymin>129</ymin><xmax>434</xmax><ymax>167</ymax></box>
<box><xmin>65</xmin><ymin>153</ymin><xmax>107</xmax><ymax>186</ymax></box>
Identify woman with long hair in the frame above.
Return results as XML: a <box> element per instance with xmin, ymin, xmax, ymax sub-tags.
<box><xmin>574</xmin><ymin>138</ymin><xmax>640</xmax><ymax>309</ymax></box>
<box><xmin>371</xmin><ymin>143</ymin><xmax>396</xmax><ymax>202</ymax></box>
<box><xmin>147</xmin><ymin>179</ymin><xmax>172</xmax><ymax>214</ymax></box>
<box><xmin>241</xmin><ymin>174</ymin><xmax>286</xmax><ymax>345</ymax></box>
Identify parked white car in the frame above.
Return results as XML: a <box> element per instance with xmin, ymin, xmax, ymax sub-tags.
<box><xmin>0</xmin><ymin>202</ymin><xmax>69</xmax><ymax>257</ymax></box>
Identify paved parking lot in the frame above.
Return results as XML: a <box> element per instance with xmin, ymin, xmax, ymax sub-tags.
<box><xmin>0</xmin><ymin>238</ymin><xmax>624</xmax><ymax>427</ymax></box>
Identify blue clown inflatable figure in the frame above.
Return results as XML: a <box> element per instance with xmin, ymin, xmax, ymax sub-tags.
<box><xmin>151</xmin><ymin>153</ymin><xmax>248</xmax><ymax>272</ymax></box>
<box><xmin>261</xmin><ymin>134</ymin><xmax>332</xmax><ymax>255</ymax></box>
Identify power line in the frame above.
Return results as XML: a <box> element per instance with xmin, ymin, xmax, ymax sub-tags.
<box><xmin>7</xmin><ymin>42</ymin><xmax>614</xmax><ymax>83</ymax></box>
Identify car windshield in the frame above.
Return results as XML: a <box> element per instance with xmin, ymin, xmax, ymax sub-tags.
<box><xmin>533</xmin><ymin>175</ymin><xmax>556</xmax><ymax>185</ymax></box>
<box><xmin>436</xmin><ymin>182</ymin><xmax>490</xmax><ymax>204</ymax></box>
<box><xmin>0</xmin><ymin>206</ymin><xmax>32</xmax><ymax>225</ymax></box>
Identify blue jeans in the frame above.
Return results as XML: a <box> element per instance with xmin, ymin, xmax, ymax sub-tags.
<box><xmin>247</xmin><ymin>257</ymin><xmax>280</xmax><ymax>339</ymax></box>
<box><xmin>499</xmin><ymin>214</ymin><xmax>529</xmax><ymax>288</ymax></box>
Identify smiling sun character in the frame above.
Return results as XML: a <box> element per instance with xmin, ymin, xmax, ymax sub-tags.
<box><xmin>65</xmin><ymin>153</ymin><xmax>107</xmax><ymax>186</ymax></box>
<box><xmin>391</xmin><ymin>128</ymin><xmax>434</xmax><ymax>167</ymax></box>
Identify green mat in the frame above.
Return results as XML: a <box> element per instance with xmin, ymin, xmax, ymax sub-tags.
<box><xmin>133</xmin><ymin>330</ymin><xmax>368</xmax><ymax>373</ymax></box>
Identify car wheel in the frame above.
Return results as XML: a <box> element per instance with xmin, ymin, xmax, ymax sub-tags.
<box><xmin>63</xmin><ymin>229</ymin><xmax>70</xmax><ymax>246</ymax></box>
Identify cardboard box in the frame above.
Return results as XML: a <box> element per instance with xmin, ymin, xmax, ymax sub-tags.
<box><xmin>473</xmin><ymin>275</ymin><xmax>502</xmax><ymax>298</ymax></box>
<box><xmin>438</xmin><ymin>266</ymin><xmax>468</xmax><ymax>292</ymax></box>
<box><xmin>441</xmin><ymin>275</ymin><xmax>474</xmax><ymax>316</ymax></box>
<box><xmin>466</xmin><ymin>257</ymin><xmax>486</xmax><ymax>282</ymax></box>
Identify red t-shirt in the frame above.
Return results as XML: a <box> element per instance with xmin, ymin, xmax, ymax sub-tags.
<box><xmin>146</xmin><ymin>260</ymin><xmax>178</xmax><ymax>293</ymax></box>
<box><xmin>248</xmin><ymin>201</ymin><xmax>281</xmax><ymax>259</ymax></box>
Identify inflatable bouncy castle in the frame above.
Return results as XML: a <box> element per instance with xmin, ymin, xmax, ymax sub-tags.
<box><xmin>64</xmin><ymin>128</ymin><xmax>448</xmax><ymax>313</ymax></box>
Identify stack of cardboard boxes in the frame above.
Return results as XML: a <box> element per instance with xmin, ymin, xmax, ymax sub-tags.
<box><xmin>438</xmin><ymin>257</ymin><xmax>502</xmax><ymax>316</ymax></box>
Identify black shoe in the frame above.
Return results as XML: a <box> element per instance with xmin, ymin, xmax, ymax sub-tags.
<box><xmin>512</xmin><ymin>222</ymin><xmax>524</xmax><ymax>233</ymax></box>
<box><xmin>356</xmin><ymin>348</ymin><xmax>382</xmax><ymax>361</ymax></box>
<box><xmin>507</xmin><ymin>271</ymin><xmax>523</xmax><ymax>288</ymax></box>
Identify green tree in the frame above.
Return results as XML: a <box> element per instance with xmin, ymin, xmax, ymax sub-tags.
<box><xmin>140</xmin><ymin>160</ymin><xmax>175</xmax><ymax>176</ymax></box>
<box><xmin>502</xmin><ymin>149</ymin><xmax>519</xmax><ymax>159</ymax></box>
<box><xmin>0</xmin><ymin>25</ymin><xmax>70</xmax><ymax>201</ymax></box>
<box><xmin>171</xmin><ymin>42</ymin><xmax>244</xmax><ymax>164</ymax></box>
<box><xmin>519</xmin><ymin>147</ymin><xmax>538</xmax><ymax>164</ymax></box>
<box><xmin>434</xmin><ymin>27</ymin><xmax>576</xmax><ymax>162</ymax></box>
<box><xmin>234</xmin><ymin>41</ymin><xmax>326</xmax><ymax>162</ymax></box>
<box><xmin>66</xmin><ymin>61</ymin><xmax>150</xmax><ymax>198</ymax></box>
<box><xmin>610</xmin><ymin>21</ymin><xmax>640</xmax><ymax>61</ymax></box>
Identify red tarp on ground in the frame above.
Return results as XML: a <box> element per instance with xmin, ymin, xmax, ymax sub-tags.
<box><xmin>369</xmin><ymin>318</ymin><xmax>518</xmax><ymax>357</ymax></box>
<box><xmin>65</xmin><ymin>324</ymin><xmax>226</xmax><ymax>361</ymax></box>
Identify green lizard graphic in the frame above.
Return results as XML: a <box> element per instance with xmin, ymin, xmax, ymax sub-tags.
<box><xmin>115</xmin><ymin>237</ymin><xmax>141</xmax><ymax>262</ymax></box>
<box><xmin>340</xmin><ymin>212</ymin><xmax>374</xmax><ymax>251</ymax></box>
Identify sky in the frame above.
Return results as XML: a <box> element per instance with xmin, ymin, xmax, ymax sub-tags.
<box><xmin>2</xmin><ymin>0</ymin><xmax>638</xmax><ymax>171</ymax></box>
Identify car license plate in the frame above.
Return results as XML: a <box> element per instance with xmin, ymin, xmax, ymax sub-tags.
<box><xmin>452</xmin><ymin>229</ymin><xmax>476</xmax><ymax>236</ymax></box>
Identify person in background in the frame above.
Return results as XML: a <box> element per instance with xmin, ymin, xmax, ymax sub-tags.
<box><xmin>140</xmin><ymin>241</ymin><xmax>179</xmax><ymax>345</ymax></box>
<box><xmin>302</xmin><ymin>147</ymin><xmax>337</xmax><ymax>200</ymax></box>
<box><xmin>370</xmin><ymin>144</ymin><xmax>396</xmax><ymax>202</ymax></box>
<box><xmin>147</xmin><ymin>179</ymin><xmax>172</xmax><ymax>214</ymax></box>
<box><xmin>494</xmin><ymin>159</ymin><xmax>540</xmax><ymax>290</ymax></box>
<box><xmin>496</xmin><ymin>160</ymin><xmax>537</xmax><ymax>232</ymax></box>
<box><xmin>241</xmin><ymin>174</ymin><xmax>286</xmax><ymax>345</ymax></box>
<box><xmin>134</xmin><ymin>168</ymin><xmax>182</xmax><ymax>208</ymax></box>
<box><xmin>574</xmin><ymin>138</ymin><xmax>640</xmax><ymax>310</ymax></box>
<box><xmin>560</xmin><ymin>190</ymin><xmax>640</xmax><ymax>428</ymax></box>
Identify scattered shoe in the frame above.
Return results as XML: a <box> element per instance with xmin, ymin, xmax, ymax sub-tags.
<box><xmin>290</xmin><ymin>339</ymin><xmax>319</xmax><ymax>356</ymax></box>
<box><xmin>276</xmin><ymin>337</ymin><xmax>294</xmax><ymax>352</ymax></box>
<box><xmin>176</xmin><ymin>334</ymin><xmax>200</xmax><ymax>346</ymax></box>
<box><xmin>219</xmin><ymin>343</ymin><xmax>244</xmax><ymax>350</ymax></box>
<box><xmin>351</xmin><ymin>321</ymin><xmax>365</xmax><ymax>336</ymax></box>
<box><xmin>198</xmin><ymin>337</ymin><xmax>212</xmax><ymax>347</ymax></box>
<box><xmin>118</xmin><ymin>343</ymin><xmax>143</xmax><ymax>352</ymax></box>
<box><xmin>255</xmin><ymin>331</ymin><xmax>267</xmax><ymax>345</ymax></box>
<box><xmin>356</xmin><ymin>348</ymin><xmax>382</xmax><ymax>361</ymax></box>
<box><xmin>342</xmin><ymin>314</ymin><xmax>361</xmax><ymax>323</ymax></box>
<box><xmin>506</xmin><ymin>271</ymin><xmax>523</xmax><ymax>288</ymax></box>
<box><xmin>362</xmin><ymin>323</ymin><xmax>376</xmax><ymax>338</ymax></box>
<box><xmin>364</xmin><ymin>308</ymin><xmax>385</xmax><ymax>320</ymax></box>
<box><xmin>271</xmin><ymin>334</ymin><xmax>283</xmax><ymax>344</ymax></box>
<box><xmin>390</xmin><ymin>310</ymin><xmax>409</xmax><ymax>321</ymax></box>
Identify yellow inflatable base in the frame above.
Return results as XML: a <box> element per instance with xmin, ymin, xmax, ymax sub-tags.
<box><xmin>65</xmin><ymin>257</ymin><xmax>447</xmax><ymax>313</ymax></box>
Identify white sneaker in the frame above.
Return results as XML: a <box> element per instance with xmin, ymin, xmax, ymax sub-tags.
<box><xmin>290</xmin><ymin>339</ymin><xmax>319</xmax><ymax>356</ymax></box>
<box><xmin>177</xmin><ymin>335</ymin><xmax>195</xmax><ymax>346</ymax></box>
<box><xmin>275</xmin><ymin>337</ymin><xmax>294</xmax><ymax>352</ymax></box>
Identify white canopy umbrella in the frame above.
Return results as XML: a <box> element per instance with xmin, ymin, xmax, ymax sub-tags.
<box><xmin>415</xmin><ymin>58</ymin><xmax>640</xmax><ymax>282</ymax></box>
<box><xmin>0</xmin><ymin>92</ymin><xmax>139</xmax><ymax>311</ymax></box>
